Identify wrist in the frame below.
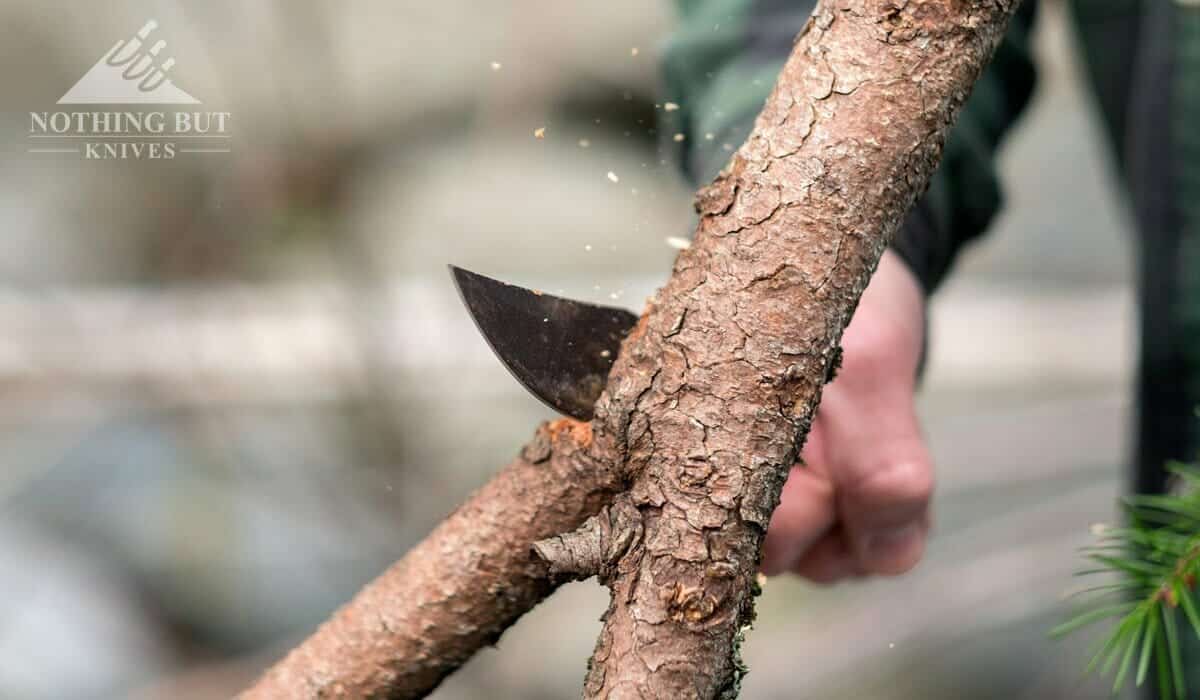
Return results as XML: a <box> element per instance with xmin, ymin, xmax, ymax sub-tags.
<box><xmin>846</xmin><ymin>250</ymin><xmax>927</xmax><ymax>381</ymax></box>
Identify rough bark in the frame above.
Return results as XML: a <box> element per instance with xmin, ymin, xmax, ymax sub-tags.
<box><xmin>242</xmin><ymin>419</ymin><xmax>621</xmax><ymax>698</ymax></box>
<box><xmin>536</xmin><ymin>2</ymin><xmax>1023</xmax><ymax>697</ymax></box>
<box><xmin>243</xmin><ymin>1</ymin><xmax>1022</xmax><ymax>697</ymax></box>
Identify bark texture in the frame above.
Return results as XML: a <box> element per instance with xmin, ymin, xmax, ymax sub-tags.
<box><xmin>242</xmin><ymin>419</ymin><xmax>620</xmax><ymax>698</ymax></box>
<box><xmin>244</xmin><ymin>1</ymin><xmax>1021</xmax><ymax>697</ymax></box>
<box><xmin>537</xmin><ymin>2</ymin><xmax>1023</xmax><ymax>697</ymax></box>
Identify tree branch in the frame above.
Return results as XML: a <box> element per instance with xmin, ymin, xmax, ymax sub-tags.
<box><xmin>243</xmin><ymin>1</ymin><xmax>1024</xmax><ymax>697</ymax></box>
<box><xmin>242</xmin><ymin>419</ymin><xmax>621</xmax><ymax>698</ymax></box>
<box><xmin>567</xmin><ymin>2</ymin><xmax>1025</xmax><ymax>695</ymax></box>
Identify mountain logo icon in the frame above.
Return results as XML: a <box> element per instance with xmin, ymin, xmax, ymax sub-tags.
<box><xmin>58</xmin><ymin>20</ymin><xmax>199</xmax><ymax>104</ymax></box>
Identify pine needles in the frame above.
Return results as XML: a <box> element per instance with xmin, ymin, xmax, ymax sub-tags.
<box><xmin>1052</xmin><ymin>463</ymin><xmax>1200</xmax><ymax>699</ymax></box>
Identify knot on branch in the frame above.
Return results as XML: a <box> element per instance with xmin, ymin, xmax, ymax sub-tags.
<box><xmin>694</xmin><ymin>173</ymin><xmax>737</xmax><ymax>217</ymax></box>
<box><xmin>533</xmin><ymin>499</ymin><xmax>642</xmax><ymax>582</ymax></box>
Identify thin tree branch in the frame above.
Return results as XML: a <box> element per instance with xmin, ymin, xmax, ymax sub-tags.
<box><xmin>242</xmin><ymin>420</ymin><xmax>620</xmax><ymax>698</ymax></box>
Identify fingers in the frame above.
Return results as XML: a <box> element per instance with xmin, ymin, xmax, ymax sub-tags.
<box><xmin>823</xmin><ymin>381</ymin><xmax>933</xmax><ymax>576</ymax></box>
<box><xmin>840</xmin><ymin>454</ymin><xmax>932</xmax><ymax>575</ymax></box>
<box><xmin>760</xmin><ymin>421</ymin><xmax>836</xmax><ymax>575</ymax></box>
<box><xmin>790</xmin><ymin>529</ymin><xmax>864</xmax><ymax>583</ymax></box>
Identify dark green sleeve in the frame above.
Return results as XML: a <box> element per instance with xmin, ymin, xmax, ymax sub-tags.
<box><xmin>661</xmin><ymin>0</ymin><xmax>1039</xmax><ymax>293</ymax></box>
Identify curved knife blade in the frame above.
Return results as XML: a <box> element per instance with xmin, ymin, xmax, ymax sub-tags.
<box><xmin>450</xmin><ymin>266</ymin><xmax>639</xmax><ymax>420</ymax></box>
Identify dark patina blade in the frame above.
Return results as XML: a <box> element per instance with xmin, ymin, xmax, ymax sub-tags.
<box><xmin>450</xmin><ymin>265</ymin><xmax>639</xmax><ymax>420</ymax></box>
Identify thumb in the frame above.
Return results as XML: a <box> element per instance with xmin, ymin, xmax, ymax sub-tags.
<box><xmin>830</xmin><ymin>385</ymin><xmax>933</xmax><ymax>576</ymax></box>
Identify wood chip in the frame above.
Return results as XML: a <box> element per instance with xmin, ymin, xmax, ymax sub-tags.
<box><xmin>665</xmin><ymin>236</ymin><xmax>691</xmax><ymax>250</ymax></box>
<box><xmin>534</xmin><ymin>127</ymin><xmax>546</xmax><ymax>139</ymax></box>
<box><xmin>490</xmin><ymin>61</ymin><xmax>502</xmax><ymax>71</ymax></box>
<box><xmin>673</xmin><ymin>133</ymin><xmax>686</xmax><ymax>142</ymax></box>
<box><xmin>663</xmin><ymin>102</ymin><xmax>680</xmax><ymax>112</ymax></box>
<box><xmin>607</xmin><ymin>171</ymin><xmax>620</xmax><ymax>183</ymax></box>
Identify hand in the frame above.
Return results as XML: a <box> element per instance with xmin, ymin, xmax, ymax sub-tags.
<box><xmin>761</xmin><ymin>249</ymin><xmax>932</xmax><ymax>581</ymax></box>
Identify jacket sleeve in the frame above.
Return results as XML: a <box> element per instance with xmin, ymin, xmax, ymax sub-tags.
<box><xmin>660</xmin><ymin>0</ymin><xmax>1039</xmax><ymax>293</ymax></box>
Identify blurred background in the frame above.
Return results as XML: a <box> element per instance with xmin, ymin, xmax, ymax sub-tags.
<box><xmin>0</xmin><ymin>0</ymin><xmax>1134</xmax><ymax>698</ymax></box>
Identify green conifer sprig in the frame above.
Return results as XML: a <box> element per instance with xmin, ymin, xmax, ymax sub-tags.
<box><xmin>1052</xmin><ymin>463</ymin><xmax>1200</xmax><ymax>699</ymax></box>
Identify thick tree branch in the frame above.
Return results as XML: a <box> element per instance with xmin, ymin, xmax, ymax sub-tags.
<box><xmin>565</xmin><ymin>2</ymin><xmax>1025</xmax><ymax>696</ymax></box>
<box><xmin>244</xmin><ymin>1</ymin><xmax>1023</xmax><ymax>697</ymax></box>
